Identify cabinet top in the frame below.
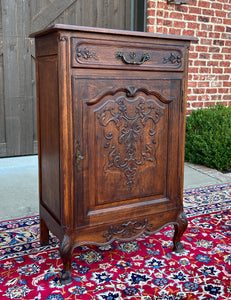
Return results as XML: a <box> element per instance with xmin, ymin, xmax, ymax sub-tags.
<box><xmin>30</xmin><ymin>23</ymin><xmax>198</xmax><ymax>42</ymax></box>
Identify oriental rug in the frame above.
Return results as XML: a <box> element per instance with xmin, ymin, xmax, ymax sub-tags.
<box><xmin>0</xmin><ymin>183</ymin><xmax>231</xmax><ymax>300</ymax></box>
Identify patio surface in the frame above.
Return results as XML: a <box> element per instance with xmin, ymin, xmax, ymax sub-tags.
<box><xmin>0</xmin><ymin>155</ymin><xmax>230</xmax><ymax>221</ymax></box>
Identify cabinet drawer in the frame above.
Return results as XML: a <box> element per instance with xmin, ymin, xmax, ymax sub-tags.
<box><xmin>71</xmin><ymin>37</ymin><xmax>184</xmax><ymax>71</ymax></box>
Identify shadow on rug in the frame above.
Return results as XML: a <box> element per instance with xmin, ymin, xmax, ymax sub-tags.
<box><xmin>0</xmin><ymin>183</ymin><xmax>231</xmax><ymax>299</ymax></box>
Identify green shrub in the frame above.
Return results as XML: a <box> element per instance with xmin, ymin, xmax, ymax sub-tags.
<box><xmin>185</xmin><ymin>103</ymin><xmax>231</xmax><ymax>171</ymax></box>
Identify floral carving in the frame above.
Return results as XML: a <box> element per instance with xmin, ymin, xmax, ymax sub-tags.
<box><xmin>163</xmin><ymin>52</ymin><xmax>182</xmax><ymax>65</ymax></box>
<box><xmin>97</xmin><ymin>95</ymin><xmax>164</xmax><ymax>190</ymax></box>
<box><xmin>103</xmin><ymin>218</ymin><xmax>153</xmax><ymax>241</ymax></box>
<box><xmin>75</xmin><ymin>46</ymin><xmax>98</xmax><ymax>61</ymax></box>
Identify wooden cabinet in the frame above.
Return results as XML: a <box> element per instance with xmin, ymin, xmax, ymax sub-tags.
<box><xmin>31</xmin><ymin>24</ymin><xmax>196</xmax><ymax>284</ymax></box>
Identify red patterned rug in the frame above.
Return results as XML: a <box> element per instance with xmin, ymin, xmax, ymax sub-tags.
<box><xmin>0</xmin><ymin>183</ymin><xmax>231</xmax><ymax>300</ymax></box>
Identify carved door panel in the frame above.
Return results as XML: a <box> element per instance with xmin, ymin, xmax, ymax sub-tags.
<box><xmin>72</xmin><ymin>76</ymin><xmax>182</xmax><ymax>227</ymax></box>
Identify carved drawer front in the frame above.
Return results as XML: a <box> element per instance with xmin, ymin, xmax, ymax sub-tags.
<box><xmin>71</xmin><ymin>38</ymin><xmax>184</xmax><ymax>71</ymax></box>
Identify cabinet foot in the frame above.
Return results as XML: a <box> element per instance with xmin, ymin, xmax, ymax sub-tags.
<box><xmin>60</xmin><ymin>234</ymin><xmax>73</xmax><ymax>285</ymax></box>
<box><xmin>40</xmin><ymin>219</ymin><xmax>49</xmax><ymax>246</ymax></box>
<box><xmin>173</xmin><ymin>211</ymin><xmax>188</xmax><ymax>253</ymax></box>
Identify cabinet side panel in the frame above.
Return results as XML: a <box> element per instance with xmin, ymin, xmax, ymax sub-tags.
<box><xmin>38</xmin><ymin>56</ymin><xmax>60</xmax><ymax>221</ymax></box>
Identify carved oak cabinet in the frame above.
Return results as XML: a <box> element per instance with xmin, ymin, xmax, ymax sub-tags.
<box><xmin>31</xmin><ymin>24</ymin><xmax>195</xmax><ymax>284</ymax></box>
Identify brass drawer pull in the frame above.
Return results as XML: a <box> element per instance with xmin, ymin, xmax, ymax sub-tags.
<box><xmin>115</xmin><ymin>51</ymin><xmax>150</xmax><ymax>65</ymax></box>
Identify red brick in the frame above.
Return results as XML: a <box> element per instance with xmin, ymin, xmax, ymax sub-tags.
<box><xmin>219</xmin><ymin>75</ymin><xmax>229</xmax><ymax>80</ymax></box>
<box><xmin>222</xmin><ymin>48</ymin><xmax>231</xmax><ymax>53</ymax></box>
<box><xmin>224</xmin><ymin>68</ymin><xmax>231</xmax><ymax>73</ymax></box>
<box><xmin>188</xmin><ymin>81</ymin><xmax>197</xmax><ymax>88</ymax></box>
<box><xmin>198</xmin><ymin>81</ymin><xmax>210</xmax><ymax>87</ymax></box>
<box><xmin>189</xmin><ymin>52</ymin><xmax>198</xmax><ymax>59</ymax></box>
<box><xmin>201</xmin><ymin>24</ymin><xmax>213</xmax><ymax>31</ymax></box>
<box><xmin>224</xmin><ymin>19</ymin><xmax>231</xmax><ymax>25</ymax></box>
<box><xmin>184</xmin><ymin>15</ymin><xmax>197</xmax><ymax>22</ymax></box>
<box><xmin>209</xmin><ymin>32</ymin><xmax>221</xmax><ymax>39</ymax></box>
<box><xmin>147</xmin><ymin>1</ymin><xmax>156</xmax><ymax>8</ymax></box>
<box><xmin>169</xmin><ymin>28</ymin><xmax>182</xmax><ymax>35</ymax></box>
<box><xmin>202</xmin><ymin>9</ymin><xmax>214</xmax><ymax>16</ymax></box>
<box><xmin>215</xmin><ymin>10</ymin><xmax>227</xmax><ymax>18</ymax></box>
<box><xmin>157</xmin><ymin>1</ymin><xmax>165</xmax><ymax>9</ymax></box>
<box><xmin>188</xmin><ymin>22</ymin><xmax>200</xmax><ymax>30</ymax></box>
<box><xmin>224</xmin><ymin>4</ymin><xmax>231</xmax><ymax>11</ymax></box>
<box><xmin>199</xmin><ymin>53</ymin><xmax>211</xmax><ymax>60</ymax></box>
<box><xmin>194</xmin><ymin>60</ymin><xmax>206</xmax><ymax>66</ymax></box>
<box><xmin>211</xmin><ymin>80</ymin><xmax>222</xmax><ymax>88</ymax></box>
<box><xmin>212</xmin><ymin>54</ymin><xmax>223</xmax><ymax>60</ymax></box>
<box><xmin>211</xmin><ymin>3</ymin><xmax>223</xmax><ymax>10</ymax></box>
<box><xmin>212</xmin><ymin>68</ymin><xmax>223</xmax><ymax>74</ymax></box>
<box><xmin>146</xmin><ymin>26</ymin><xmax>154</xmax><ymax>33</ymax></box>
<box><xmin>225</xmin><ymin>54</ymin><xmax>231</xmax><ymax>60</ymax></box>
<box><xmin>173</xmin><ymin>21</ymin><xmax>186</xmax><ymax>28</ymax></box>
<box><xmin>206</xmin><ymin>88</ymin><xmax>218</xmax><ymax>94</ymax></box>
<box><xmin>214</xmin><ymin>25</ymin><xmax>225</xmax><ymax>32</ymax></box>
<box><xmin>156</xmin><ymin>18</ymin><xmax>163</xmax><ymax>25</ymax></box>
<box><xmin>163</xmin><ymin>11</ymin><xmax>169</xmax><ymax>18</ymax></box>
<box><xmin>188</xmin><ymin>67</ymin><xmax>199</xmax><ymax>74</ymax></box>
<box><xmin>204</xmin><ymin>101</ymin><xmax>217</xmax><ymax>107</ymax></box>
<box><xmin>176</xmin><ymin>5</ymin><xmax>188</xmax><ymax>13</ymax></box>
<box><xmin>198</xmin><ymin>95</ymin><xmax>210</xmax><ymax>101</ymax></box>
<box><xmin>187</xmin><ymin>95</ymin><xmax>197</xmax><ymax>101</ymax></box>
<box><xmin>196</xmin><ymin>45</ymin><xmax>209</xmax><ymax>52</ymax></box>
<box><xmin>209</xmin><ymin>47</ymin><xmax>221</xmax><ymax>53</ymax></box>
<box><xmin>157</xmin><ymin>10</ymin><xmax>164</xmax><ymax>17</ymax></box>
<box><xmin>146</xmin><ymin>9</ymin><xmax>156</xmax><ymax>17</ymax></box>
<box><xmin>183</xmin><ymin>29</ymin><xmax>195</xmax><ymax>37</ymax></box>
<box><xmin>200</xmin><ymin>67</ymin><xmax>212</xmax><ymax>73</ymax></box>
<box><xmin>211</xmin><ymin>94</ymin><xmax>222</xmax><ymax>101</ymax></box>
<box><xmin>218</xmin><ymin>88</ymin><xmax>229</xmax><ymax>93</ymax></box>
<box><xmin>211</xmin><ymin>17</ymin><xmax>223</xmax><ymax>24</ymax></box>
<box><xmin>220</xmin><ymin>61</ymin><xmax>230</xmax><ymax>67</ymax></box>
<box><xmin>163</xmin><ymin>20</ymin><xmax>173</xmax><ymax>26</ymax></box>
<box><xmin>198</xmin><ymin>0</ymin><xmax>210</xmax><ymax>8</ymax></box>
<box><xmin>225</xmin><ymin>40</ymin><xmax>231</xmax><ymax>47</ymax></box>
<box><xmin>198</xmin><ymin>15</ymin><xmax>210</xmax><ymax>22</ymax></box>
<box><xmin>188</xmin><ymin>74</ymin><xmax>193</xmax><ymax>80</ymax></box>
<box><xmin>201</xmin><ymin>38</ymin><xmax>212</xmax><ymax>45</ymax></box>
<box><xmin>189</xmin><ymin>7</ymin><xmax>202</xmax><ymax>15</ymax></box>
<box><xmin>169</xmin><ymin>12</ymin><xmax>183</xmax><ymax>20</ymax></box>
<box><xmin>221</xmin><ymin>33</ymin><xmax>231</xmax><ymax>40</ymax></box>
<box><xmin>213</xmin><ymin>40</ymin><xmax>225</xmax><ymax>46</ymax></box>
<box><xmin>147</xmin><ymin>18</ymin><xmax>155</xmax><ymax>25</ymax></box>
<box><xmin>197</xmin><ymin>31</ymin><xmax>208</xmax><ymax>38</ymax></box>
<box><xmin>192</xmin><ymin>102</ymin><xmax>204</xmax><ymax>108</ymax></box>
<box><xmin>207</xmin><ymin>61</ymin><xmax>219</xmax><ymax>67</ymax></box>
<box><xmin>193</xmin><ymin>74</ymin><xmax>206</xmax><ymax>81</ymax></box>
<box><xmin>193</xmin><ymin>88</ymin><xmax>206</xmax><ymax>94</ymax></box>
<box><xmin>223</xmin><ymin>98</ymin><xmax>230</xmax><ymax>103</ymax></box>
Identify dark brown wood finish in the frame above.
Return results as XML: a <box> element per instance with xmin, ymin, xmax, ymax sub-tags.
<box><xmin>32</xmin><ymin>25</ymin><xmax>196</xmax><ymax>284</ymax></box>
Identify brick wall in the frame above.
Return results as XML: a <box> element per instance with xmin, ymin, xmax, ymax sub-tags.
<box><xmin>146</xmin><ymin>0</ymin><xmax>231</xmax><ymax>113</ymax></box>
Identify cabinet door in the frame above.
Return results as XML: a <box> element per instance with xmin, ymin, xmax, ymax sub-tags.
<box><xmin>72</xmin><ymin>75</ymin><xmax>182</xmax><ymax>228</ymax></box>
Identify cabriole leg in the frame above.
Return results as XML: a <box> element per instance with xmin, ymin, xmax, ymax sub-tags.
<box><xmin>173</xmin><ymin>211</ymin><xmax>188</xmax><ymax>253</ymax></box>
<box><xmin>60</xmin><ymin>234</ymin><xmax>73</xmax><ymax>285</ymax></box>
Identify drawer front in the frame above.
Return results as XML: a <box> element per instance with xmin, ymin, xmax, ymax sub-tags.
<box><xmin>71</xmin><ymin>38</ymin><xmax>184</xmax><ymax>71</ymax></box>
